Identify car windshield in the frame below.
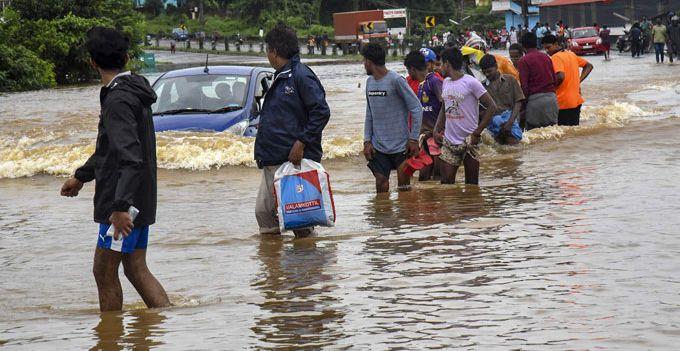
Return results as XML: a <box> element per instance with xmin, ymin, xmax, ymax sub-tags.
<box><xmin>152</xmin><ymin>74</ymin><xmax>249</xmax><ymax>114</ymax></box>
<box><xmin>572</xmin><ymin>29</ymin><xmax>598</xmax><ymax>39</ymax></box>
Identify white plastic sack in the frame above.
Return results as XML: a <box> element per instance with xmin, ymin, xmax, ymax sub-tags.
<box><xmin>273</xmin><ymin>159</ymin><xmax>336</xmax><ymax>232</ymax></box>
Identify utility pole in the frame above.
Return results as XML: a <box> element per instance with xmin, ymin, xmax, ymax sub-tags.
<box><xmin>521</xmin><ymin>0</ymin><xmax>529</xmax><ymax>28</ymax></box>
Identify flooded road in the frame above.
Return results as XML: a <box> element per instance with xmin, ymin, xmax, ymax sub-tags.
<box><xmin>1</xmin><ymin>53</ymin><xmax>680</xmax><ymax>349</ymax></box>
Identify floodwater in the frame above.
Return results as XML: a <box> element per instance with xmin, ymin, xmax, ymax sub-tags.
<box><xmin>1</xmin><ymin>52</ymin><xmax>680</xmax><ymax>350</ymax></box>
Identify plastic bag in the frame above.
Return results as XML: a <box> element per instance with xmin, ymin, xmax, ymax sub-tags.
<box><xmin>274</xmin><ymin>159</ymin><xmax>336</xmax><ymax>232</ymax></box>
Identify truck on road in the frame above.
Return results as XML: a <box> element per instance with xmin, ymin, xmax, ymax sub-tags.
<box><xmin>333</xmin><ymin>10</ymin><xmax>388</xmax><ymax>52</ymax></box>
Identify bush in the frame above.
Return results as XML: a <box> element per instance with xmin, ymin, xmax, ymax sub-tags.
<box><xmin>0</xmin><ymin>44</ymin><xmax>56</xmax><ymax>92</ymax></box>
<box><xmin>1</xmin><ymin>0</ymin><xmax>147</xmax><ymax>89</ymax></box>
<box><xmin>18</xmin><ymin>13</ymin><xmax>105</xmax><ymax>83</ymax></box>
<box><xmin>299</xmin><ymin>24</ymin><xmax>334</xmax><ymax>38</ymax></box>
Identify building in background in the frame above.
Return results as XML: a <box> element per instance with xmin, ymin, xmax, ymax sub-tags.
<box><xmin>491</xmin><ymin>1</ymin><xmax>541</xmax><ymax>29</ymax></box>
<box><xmin>540</xmin><ymin>0</ymin><xmax>680</xmax><ymax>28</ymax></box>
<box><xmin>476</xmin><ymin>0</ymin><xmax>491</xmax><ymax>5</ymax></box>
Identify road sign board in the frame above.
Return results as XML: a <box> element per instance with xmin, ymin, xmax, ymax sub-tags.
<box><xmin>425</xmin><ymin>16</ymin><xmax>435</xmax><ymax>28</ymax></box>
<box><xmin>383</xmin><ymin>8</ymin><xmax>407</xmax><ymax>19</ymax></box>
<box><xmin>367</xmin><ymin>22</ymin><xmax>374</xmax><ymax>30</ymax></box>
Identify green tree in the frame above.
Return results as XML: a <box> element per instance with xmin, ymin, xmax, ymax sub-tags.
<box><xmin>0</xmin><ymin>9</ymin><xmax>56</xmax><ymax>91</ymax></box>
<box><xmin>11</xmin><ymin>0</ymin><xmax>103</xmax><ymax>20</ymax></box>
<box><xmin>143</xmin><ymin>0</ymin><xmax>165</xmax><ymax>17</ymax></box>
<box><xmin>4</xmin><ymin>0</ymin><xmax>146</xmax><ymax>86</ymax></box>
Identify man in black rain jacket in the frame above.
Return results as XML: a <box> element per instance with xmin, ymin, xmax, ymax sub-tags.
<box><xmin>61</xmin><ymin>27</ymin><xmax>170</xmax><ymax>311</ymax></box>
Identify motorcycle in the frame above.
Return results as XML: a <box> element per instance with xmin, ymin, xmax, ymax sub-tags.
<box><xmin>616</xmin><ymin>31</ymin><xmax>631</xmax><ymax>53</ymax></box>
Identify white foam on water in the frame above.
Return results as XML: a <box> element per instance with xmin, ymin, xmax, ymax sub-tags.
<box><xmin>0</xmin><ymin>102</ymin><xmax>658</xmax><ymax>179</ymax></box>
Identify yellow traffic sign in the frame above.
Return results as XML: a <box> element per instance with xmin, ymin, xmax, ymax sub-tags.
<box><xmin>180</xmin><ymin>24</ymin><xmax>186</xmax><ymax>30</ymax></box>
<box><xmin>425</xmin><ymin>16</ymin><xmax>435</xmax><ymax>28</ymax></box>
<box><xmin>367</xmin><ymin>22</ymin><xmax>374</xmax><ymax>30</ymax></box>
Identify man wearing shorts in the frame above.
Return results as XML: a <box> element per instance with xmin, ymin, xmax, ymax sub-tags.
<box><xmin>434</xmin><ymin>47</ymin><xmax>496</xmax><ymax>185</ymax></box>
<box><xmin>404</xmin><ymin>49</ymin><xmax>443</xmax><ymax>181</ymax></box>
<box><xmin>61</xmin><ymin>27</ymin><xmax>170</xmax><ymax>312</ymax></box>
<box><xmin>542</xmin><ymin>34</ymin><xmax>593</xmax><ymax>126</ymax></box>
<box><xmin>362</xmin><ymin>43</ymin><xmax>423</xmax><ymax>193</ymax></box>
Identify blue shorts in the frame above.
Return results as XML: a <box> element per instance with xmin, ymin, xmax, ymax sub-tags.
<box><xmin>97</xmin><ymin>224</ymin><xmax>149</xmax><ymax>253</ymax></box>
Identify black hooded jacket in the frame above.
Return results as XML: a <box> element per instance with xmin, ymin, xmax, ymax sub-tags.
<box><xmin>75</xmin><ymin>73</ymin><xmax>158</xmax><ymax>226</ymax></box>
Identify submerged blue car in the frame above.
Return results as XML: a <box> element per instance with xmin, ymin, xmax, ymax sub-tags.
<box><xmin>151</xmin><ymin>66</ymin><xmax>274</xmax><ymax>137</ymax></box>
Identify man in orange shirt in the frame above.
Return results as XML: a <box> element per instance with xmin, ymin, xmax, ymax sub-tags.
<box><xmin>541</xmin><ymin>34</ymin><xmax>594</xmax><ymax>126</ymax></box>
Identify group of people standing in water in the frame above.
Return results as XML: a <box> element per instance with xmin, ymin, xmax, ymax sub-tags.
<box><xmin>60</xmin><ymin>23</ymin><xmax>594</xmax><ymax>313</ymax></box>
<box><xmin>363</xmin><ymin>30</ymin><xmax>593</xmax><ymax>194</ymax></box>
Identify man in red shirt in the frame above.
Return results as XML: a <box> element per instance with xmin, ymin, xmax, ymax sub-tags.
<box><xmin>517</xmin><ymin>32</ymin><xmax>558</xmax><ymax>130</ymax></box>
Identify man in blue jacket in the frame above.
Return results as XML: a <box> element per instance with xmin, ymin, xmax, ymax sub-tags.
<box><xmin>254</xmin><ymin>24</ymin><xmax>331</xmax><ymax>237</ymax></box>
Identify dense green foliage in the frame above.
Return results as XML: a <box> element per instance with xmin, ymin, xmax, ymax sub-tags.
<box><xmin>0</xmin><ymin>0</ymin><xmax>145</xmax><ymax>92</ymax></box>
<box><xmin>0</xmin><ymin>0</ymin><xmax>502</xmax><ymax>92</ymax></box>
<box><xmin>0</xmin><ymin>40</ymin><xmax>57</xmax><ymax>92</ymax></box>
<box><xmin>0</xmin><ymin>8</ymin><xmax>56</xmax><ymax>91</ymax></box>
<box><xmin>145</xmin><ymin>1</ymin><xmax>501</xmax><ymax>38</ymax></box>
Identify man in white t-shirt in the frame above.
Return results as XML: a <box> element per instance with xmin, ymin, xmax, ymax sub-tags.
<box><xmin>433</xmin><ymin>47</ymin><xmax>496</xmax><ymax>185</ymax></box>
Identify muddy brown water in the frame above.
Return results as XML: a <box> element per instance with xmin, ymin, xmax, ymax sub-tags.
<box><xmin>1</xmin><ymin>53</ymin><xmax>680</xmax><ymax>350</ymax></box>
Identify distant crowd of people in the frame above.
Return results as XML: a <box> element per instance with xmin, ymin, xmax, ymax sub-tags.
<box><xmin>627</xmin><ymin>15</ymin><xmax>680</xmax><ymax>63</ymax></box>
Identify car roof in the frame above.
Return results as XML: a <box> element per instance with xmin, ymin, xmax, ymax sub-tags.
<box><xmin>572</xmin><ymin>26</ymin><xmax>597</xmax><ymax>31</ymax></box>
<box><xmin>160</xmin><ymin>66</ymin><xmax>271</xmax><ymax>79</ymax></box>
